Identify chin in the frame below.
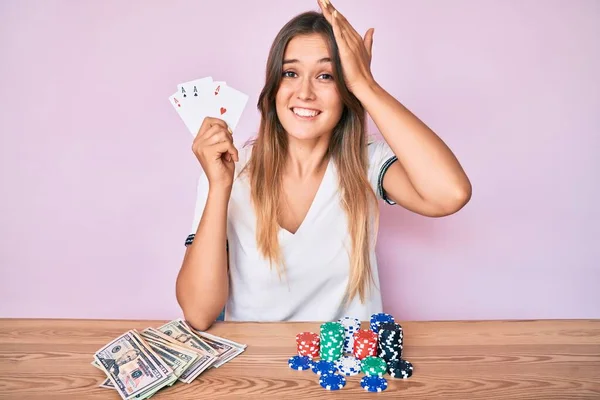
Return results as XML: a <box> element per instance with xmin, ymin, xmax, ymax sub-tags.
<box><xmin>285</xmin><ymin>128</ymin><xmax>326</xmax><ymax>141</ymax></box>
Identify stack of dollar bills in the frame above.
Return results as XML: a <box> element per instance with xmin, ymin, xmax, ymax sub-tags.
<box><xmin>91</xmin><ymin>318</ymin><xmax>246</xmax><ymax>399</ymax></box>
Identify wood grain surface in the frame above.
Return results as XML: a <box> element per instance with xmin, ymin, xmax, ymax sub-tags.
<box><xmin>0</xmin><ymin>319</ymin><xmax>599</xmax><ymax>399</ymax></box>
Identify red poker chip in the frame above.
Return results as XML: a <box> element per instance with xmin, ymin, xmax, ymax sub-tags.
<box><xmin>296</xmin><ymin>331</ymin><xmax>320</xmax><ymax>358</ymax></box>
<box><xmin>296</xmin><ymin>332</ymin><xmax>319</xmax><ymax>344</ymax></box>
<box><xmin>353</xmin><ymin>329</ymin><xmax>378</xmax><ymax>360</ymax></box>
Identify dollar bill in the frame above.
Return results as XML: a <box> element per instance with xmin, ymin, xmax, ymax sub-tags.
<box><xmin>185</xmin><ymin>323</ymin><xmax>247</xmax><ymax>367</ymax></box>
<box><xmin>99</xmin><ymin>378</ymin><xmax>115</xmax><ymax>389</ymax></box>
<box><xmin>156</xmin><ymin>320</ymin><xmax>218</xmax><ymax>382</ymax></box>
<box><xmin>93</xmin><ymin>330</ymin><xmax>174</xmax><ymax>400</ymax></box>
<box><xmin>93</xmin><ymin>319</ymin><xmax>248</xmax><ymax>395</ymax></box>
<box><xmin>140</xmin><ymin>329</ymin><xmax>199</xmax><ymax>379</ymax></box>
<box><xmin>99</xmin><ymin>330</ymin><xmax>197</xmax><ymax>391</ymax></box>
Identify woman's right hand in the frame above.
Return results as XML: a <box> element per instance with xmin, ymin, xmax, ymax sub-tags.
<box><xmin>192</xmin><ymin>117</ymin><xmax>239</xmax><ymax>190</ymax></box>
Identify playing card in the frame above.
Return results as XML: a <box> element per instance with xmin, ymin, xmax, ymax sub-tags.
<box><xmin>177</xmin><ymin>79</ymin><xmax>228</xmax><ymax>136</ymax></box>
<box><xmin>199</xmin><ymin>84</ymin><xmax>249</xmax><ymax>132</ymax></box>
<box><xmin>168</xmin><ymin>92</ymin><xmax>198</xmax><ymax>135</ymax></box>
<box><xmin>177</xmin><ymin>77</ymin><xmax>213</xmax><ymax>100</ymax></box>
<box><xmin>169</xmin><ymin>76</ymin><xmax>247</xmax><ymax>137</ymax></box>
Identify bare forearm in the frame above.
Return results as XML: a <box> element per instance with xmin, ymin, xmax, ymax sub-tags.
<box><xmin>356</xmin><ymin>81</ymin><xmax>472</xmax><ymax>202</ymax></box>
<box><xmin>176</xmin><ymin>187</ymin><xmax>230</xmax><ymax>330</ymax></box>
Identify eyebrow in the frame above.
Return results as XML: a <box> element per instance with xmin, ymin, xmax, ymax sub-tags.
<box><xmin>282</xmin><ymin>57</ymin><xmax>331</xmax><ymax>65</ymax></box>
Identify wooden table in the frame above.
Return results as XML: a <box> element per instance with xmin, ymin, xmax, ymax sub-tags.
<box><xmin>1</xmin><ymin>319</ymin><xmax>599</xmax><ymax>399</ymax></box>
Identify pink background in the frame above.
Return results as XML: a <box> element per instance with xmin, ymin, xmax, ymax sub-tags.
<box><xmin>1</xmin><ymin>0</ymin><xmax>598</xmax><ymax>321</ymax></box>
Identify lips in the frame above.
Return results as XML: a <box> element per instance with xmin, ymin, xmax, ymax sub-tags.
<box><xmin>291</xmin><ymin>107</ymin><xmax>322</xmax><ymax>118</ymax></box>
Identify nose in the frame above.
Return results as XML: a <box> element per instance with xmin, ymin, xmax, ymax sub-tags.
<box><xmin>296</xmin><ymin>77</ymin><xmax>316</xmax><ymax>101</ymax></box>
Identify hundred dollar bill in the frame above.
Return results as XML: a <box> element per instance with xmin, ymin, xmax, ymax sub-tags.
<box><xmin>156</xmin><ymin>320</ymin><xmax>217</xmax><ymax>382</ymax></box>
<box><xmin>93</xmin><ymin>330</ymin><xmax>174</xmax><ymax>400</ymax></box>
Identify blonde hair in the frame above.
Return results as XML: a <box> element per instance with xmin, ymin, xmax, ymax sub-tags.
<box><xmin>243</xmin><ymin>11</ymin><xmax>380</xmax><ymax>304</ymax></box>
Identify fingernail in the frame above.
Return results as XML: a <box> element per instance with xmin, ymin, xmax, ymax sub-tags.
<box><xmin>333</xmin><ymin>9</ymin><xmax>337</xmax><ymax>17</ymax></box>
<box><xmin>227</xmin><ymin>127</ymin><xmax>233</xmax><ymax>135</ymax></box>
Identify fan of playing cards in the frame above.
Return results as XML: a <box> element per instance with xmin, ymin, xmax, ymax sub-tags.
<box><xmin>169</xmin><ymin>76</ymin><xmax>249</xmax><ymax>137</ymax></box>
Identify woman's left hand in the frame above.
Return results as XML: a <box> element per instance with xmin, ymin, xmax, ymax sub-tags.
<box><xmin>317</xmin><ymin>0</ymin><xmax>375</xmax><ymax>93</ymax></box>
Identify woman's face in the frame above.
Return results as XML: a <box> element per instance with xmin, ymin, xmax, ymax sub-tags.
<box><xmin>275</xmin><ymin>33</ymin><xmax>344</xmax><ymax>141</ymax></box>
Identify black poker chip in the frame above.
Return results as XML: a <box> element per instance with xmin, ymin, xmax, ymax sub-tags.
<box><xmin>388</xmin><ymin>359</ymin><xmax>414</xmax><ymax>379</ymax></box>
<box><xmin>377</xmin><ymin>322</ymin><xmax>403</xmax><ymax>362</ymax></box>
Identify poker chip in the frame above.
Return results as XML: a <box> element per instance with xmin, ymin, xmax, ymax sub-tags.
<box><xmin>334</xmin><ymin>355</ymin><xmax>362</xmax><ymax>376</ymax></box>
<box><xmin>370</xmin><ymin>312</ymin><xmax>395</xmax><ymax>334</ymax></box>
<box><xmin>296</xmin><ymin>331</ymin><xmax>320</xmax><ymax>359</ymax></box>
<box><xmin>360</xmin><ymin>375</ymin><xmax>388</xmax><ymax>392</ymax></box>
<box><xmin>361</xmin><ymin>356</ymin><xmax>388</xmax><ymax>376</ymax></box>
<box><xmin>319</xmin><ymin>372</ymin><xmax>346</xmax><ymax>390</ymax></box>
<box><xmin>288</xmin><ymin>355</ymin><xmax>313</xmax><ymax>371</ymax></box>
<box><xmin>319</xmin><ymin>322</ymin><xmax>344</xmax><ymax>362</ymax></box>
<box><xmin>388</xmin><ymin>359</ymin><xmax>414</xmax><ymax>379</ymax></box>
<box><xmin>337</xmin><ymin>316</ymin><xmax>360</xmax><ymax>354</ymax></box>
<box><xmin>311</xmin><ymin>360</ymin><xmax>337</xmax><ymax>376</ymax></box>
<box><xmin>353</xmin><ymin>329</ymin><xmax>378</xmax><ymax>360</ymax></box>
<box><xmin>377</xmin><ymin>322</ymin><xmax>403</xmax><ymax>363</ymax></box>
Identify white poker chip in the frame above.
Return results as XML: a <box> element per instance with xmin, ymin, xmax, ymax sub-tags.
<box><xmin>334</xmin><ymin>355</ymin><xmax>362</xmax><ymax>376</ymax></box>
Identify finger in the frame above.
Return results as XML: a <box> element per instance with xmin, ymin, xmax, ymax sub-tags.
<box><xmin>333</xmin><ymin>10</ymin><xmax>361</xmax><ymax>54</ymax></box>
<box><xmin>330</xmin><ymin>3</ymin><xmax>363</xmax><ymax>43</ymax></box>
<box><xmin>317</xmin><ymin>0</ymin><xmax>332</xmax><ymax>22</ymax></box>
<box><xmin>203</xmin><ymin>126</ymin><xmax>232</xmax><ymax>146</ymax></box>
<box><xmin>331</xmin><ymin>10</ymin><xmax>347</xmax><ymax>45</ymax></box>
<box><xmin>364</xmin><ymin>28</ymin><xmax>374</xmax><ymax>60</ymax></box>
<box><xmin>212</xmin><ymin>140</ymin><xmax>239</xmax><ymax>162</ymax></box>
<box><xmin>196</xmin><ymin>117</ymin><xmax>228</xmax><ymax>138</ymax></box>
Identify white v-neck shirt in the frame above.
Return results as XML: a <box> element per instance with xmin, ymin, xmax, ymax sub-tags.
<box><xmin>186</xmin><ymin>137</ymin><xmax>398</xmax><ymax>322</ymax></box>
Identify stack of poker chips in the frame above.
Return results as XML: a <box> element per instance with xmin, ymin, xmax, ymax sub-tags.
<box><xmin>334</xmin><ymin>355</ymin><xmax>362</xmax><ymax>376</ymax></box>
<box><xmin>337</xmin><ymin>316</ymin><xmax>361</xmax><ymax>354</ymax></box>
<box><xmin>360</xmin><ymin>356</ymin><xmax>388</xmax><ymax>376</ymax></box>
<box><xmin>288</xmin><ymin>355</ymin><xmax>313</xmax><ymax>371</ymax></box>
<box><xmin>319</xmin><ymin>374</ymin><xmax>347</xmax><ymax>390</ymax></box>
<box><xmin>370</xmin><ymin>312</ymin><xmax>395</xmax><ymax>333</ymax></box>
<box><xmin>319</xmin><ymin>322</ymin><xmax>344</xmax><ymax>362</ymax></box>
<box><xmin>312</xmin><ymin>360</ymin><xmax>347</xmax><ymax>391</ymax></box>
<box><xmin>311</xmin><ymin>360</ymin><xmax>337</xmax><ymax>376</ymax></box>
<box><xmin>296</xmin><ymin>331</ymin><xmax>320</xmax><ymax>359</ymax></box>
<box><xmin>377</xmin><ymin>322</ymin><xmax>403</xmax><ymax>362</ymax></box>
<box><xmin>361</xmin><ymin>375</ymin><xmax>389</xmax><ymax>392</ymax></box>
<box><xmin>388</xmin><ymin>359</ymin><xmax>414</xmax><ymax>379</ymax></box>
<box><xmin>352</xmin><ymin>329</ymin><xmax>378</xmax><ymax>360</ymax></box>
<box><xmin>288</xmin><ymin>313</ymin><xmax>414</xmax><ymax>393</ymax></box>
<box><xmin>360</xmin><ymin>352</ymin><xmax>390</xmax><ymax>393</ymax></box>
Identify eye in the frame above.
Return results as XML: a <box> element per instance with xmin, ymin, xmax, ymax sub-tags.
<box><xmin>282</xmin><ymin>70</ymin><xmax>297</xmax><ymax>78</ymax></box>
<box><xmin>318</xmin><ymin>73</ymin><xmax>334</xmax><ymax>80</ymax></box>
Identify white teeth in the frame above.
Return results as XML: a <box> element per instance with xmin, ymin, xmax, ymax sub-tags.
<box><xmin>293</xmin><ymin>108</ymin><xmax>320</xmax><ymax>117</ymax></box>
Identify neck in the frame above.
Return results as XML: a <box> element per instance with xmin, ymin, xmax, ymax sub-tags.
<box><xmin>285</xmin><ymin>134</ymin><xmax>330</xmax><ymax>179</ymax></box>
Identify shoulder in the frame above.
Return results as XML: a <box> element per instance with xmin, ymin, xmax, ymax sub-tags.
<box><xmin>366</xmin><ymin>134</ymin><xmax>395</xmax><ymax>166</ymax></box>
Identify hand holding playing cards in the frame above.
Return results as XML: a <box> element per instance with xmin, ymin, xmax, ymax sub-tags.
<box><xmin>192</xmin><ymin>117</ymin><xmax>239</xmax><ymax>189</ymax></box>
<box><xmin>318</xmin><ymin>0</ymin><xmax>375</xmax><ymax>93</ymax></box>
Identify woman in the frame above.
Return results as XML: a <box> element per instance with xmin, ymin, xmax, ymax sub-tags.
<box><xmin>176</xmin><ymin>0</ymin><xmax>472</xmax><ymax>331</ymax></box>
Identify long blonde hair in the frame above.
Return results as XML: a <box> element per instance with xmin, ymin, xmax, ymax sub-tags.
<box><xmin>244</xmin><ymin>11</ymin><xmax>380</xmax><ymax>304</ymax></box>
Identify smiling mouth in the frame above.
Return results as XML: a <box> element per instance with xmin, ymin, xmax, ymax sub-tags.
<box><xmin>291</xmin><ymin>107</ymin><xmax>322</xmax><ymax>119</ymax></box>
